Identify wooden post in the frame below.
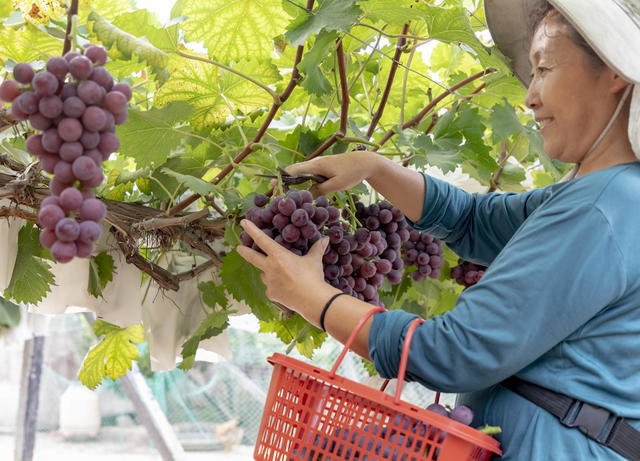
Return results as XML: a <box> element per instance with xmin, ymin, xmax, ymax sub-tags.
<box><xmin>14</xmin><ymin>336</ymin><xmax>45</xmax><ymax>461</ymax></box>
<box><xmin>119</xmin><ymin>364</ymin><xmax>186</xmax><ymax>461</ymax></box>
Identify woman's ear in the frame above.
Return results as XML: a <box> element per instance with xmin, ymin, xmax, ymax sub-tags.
<box><xmin>609</xmin><ymin>71</ymin><xmax>633</xmax><ymax>95</ymax></box>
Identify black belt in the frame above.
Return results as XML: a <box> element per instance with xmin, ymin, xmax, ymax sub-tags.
<box><xmin>501</xmin><ymin>376</ymin><xmax>640</xmax><ymax>461</ymax></box>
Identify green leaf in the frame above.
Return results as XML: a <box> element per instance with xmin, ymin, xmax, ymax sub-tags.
<box><xmin>361</xmin><ymin>0</ymin><xmax>419</xmax><ymax>26</ymax></box>
<box><xmin>178</xmin><ymin>309</ymin><xmax>229</xmax><ymax>370</ymax></box>
<box><xmin>112</xmin><ymin>9</ymin><xmax>179</xmax><ymax>52</ymax></box>
<box><xmin>161</xmin><ymin>168</ymin><xmax>217</xmax><ymax>196</ymax></box>
<box><xmin>298</xmin><ymin>31</ymin><xmax>337</xmax><ymax>97</ymax></box>
<box><xmin>157</xmin><ymin>57</ymin><xmax>279</xmax><ymax>129</ymax></box>
<box><xmin>0</xmin><ymin>296</ymin><xmax>20</xmax><ymax>330</ymax></box>
<box><xmin>0</xmin><ymin>23</ymin><xmax>62</xmax><ymax>66</ymax></box>
<box><xmin>532</xmin><ymin>169</ymin><xmax>555</xmax><ymax>188</ymax></box>
<box><xmin>259</xmin><ymin>314</ymin><xmax>326</xmax><ymax>358</ymax></box>
<box><xmin>198</xmin><ymin>281</ymin><xmax>229</xmax><ymax>310</ymax></box>
<box><xmin>219</xmin><ymin>250</ymin><xmax>277</xmax><ymax>322</ymax></box>
<box><xmin>285</xmin><ymin>0</ymin><xmax>363</xmax><ymax>47</ymax></box>
<box><xmin>489</xmin><ymin>100</ymin><xmax>524</xmax><ymax>143</ymax></box>
<box><xmin>0</xmin><ymin>2</ymin><xmax>14</xmax><ymax>19</ymax></box>
<box><xmin>116</xmin><ymin>101</ymin><xmax>194</xmax><ymax>168</ymax></box>
<box><xmin>78</xmin><ymin>320</ymin><xmax>144</xmax><ymax>390</ymax></box>
<box><xmin>88</xmin><ymin>252</ymin><xmax>115</xmax><ymax>298</ymax></box>
<box><xmin>411</xmin><ymin>133</ymin><xmax>465</xmax><ymax>173</ymax></box>
<box><xmin>4</xmin><ymin>223</ymin><xmax>54</xmax><ymax>305</ymax></box>
<box><xmin>180</xmin><ymin>0</ymin><xmax>290</xmax><ymax>63</ymax></box>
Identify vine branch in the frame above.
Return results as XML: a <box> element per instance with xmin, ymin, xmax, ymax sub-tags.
<box><xmin>62</xmin><ymin>0</ymin><xmax>79</xmax><ymax>55</ymax></box>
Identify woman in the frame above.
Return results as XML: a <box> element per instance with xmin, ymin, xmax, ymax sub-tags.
<box><xmin>238</xmin><ymin>1</ymin><xmax>640</xmax><ymax>459</ymax></box>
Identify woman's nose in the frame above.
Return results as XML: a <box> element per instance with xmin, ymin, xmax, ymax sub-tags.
<box><xmin>525</xmin><ymin>81</ymin><xmax>540</xmax><ymax>110</ymax></box>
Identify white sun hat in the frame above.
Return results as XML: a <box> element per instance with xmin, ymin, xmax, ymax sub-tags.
<box><xmin>484</xmin><ymin>0</ymin><xmax>640</xmax><ymax>160</ymax></box>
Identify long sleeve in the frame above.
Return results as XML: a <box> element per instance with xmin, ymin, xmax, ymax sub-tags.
<box><xmin>410</xmin><ymin>173</ymin><xmax>550</xmax><ymax>265</ymax></box>
<box><xmin>369</xmin><ymin>203</ymin><xmax>627</xmax><ymax>393</ymax></box>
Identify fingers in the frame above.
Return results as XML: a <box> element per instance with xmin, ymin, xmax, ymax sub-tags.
<box><xmin>307</xmin><ymin>236</ymin><xmax>330</xmax><ymax>259</ymax></box>
<box><xmin>236</xmin><ymin>242</ymin><xmax>268</xmax><ymax>271</ymax></box>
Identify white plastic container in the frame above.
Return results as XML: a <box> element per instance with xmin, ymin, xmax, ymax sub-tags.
<box><xmin>58</xmin><ymin>384</ymin><xmax>101</xmax><ymax>439</ymax></box>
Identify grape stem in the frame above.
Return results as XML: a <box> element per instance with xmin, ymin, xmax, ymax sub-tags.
<box><xmin>62</xmin><ymin>0</ymin><xmax>80</xmax><ymax>56</ymax></box>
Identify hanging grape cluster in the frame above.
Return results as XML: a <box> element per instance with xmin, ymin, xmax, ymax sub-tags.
<box><xmin>450</xmin><ymin>259</ymin><xmax>487</xmax><ymax>288</ymax></box>
<box><xmin>0</xmin><ymin>45</ymin><xmax>131</xmax><ymax>263</ymax></box>
<box><xmin>241</xmin><ymin>190</ymin><xmax>449</xmax><ymax>307</ymax></box>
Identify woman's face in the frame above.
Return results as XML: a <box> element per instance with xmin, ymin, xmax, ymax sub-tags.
<box><xmin>525</xmin><ymin>17</ymin><xmax>614</xmax><ymax>163</ymax></box>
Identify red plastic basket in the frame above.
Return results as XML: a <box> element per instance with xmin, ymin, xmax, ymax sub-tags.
<box><xmin>254</xmin><ymin>307</ymin><xmax>502</xmax><ymax>461</ymax></box>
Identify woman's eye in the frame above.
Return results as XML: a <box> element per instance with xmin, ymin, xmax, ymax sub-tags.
<box><xmin>537</xmin><ymin>66</ymin><xmax>549</xmax><ymax>74</ymax></box>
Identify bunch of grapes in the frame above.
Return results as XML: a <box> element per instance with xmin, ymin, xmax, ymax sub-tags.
<box><xmin>450</xmin><ymin>259</ymin><xmax>487</xmax><ymax>288</ymax></box>
<box><xmin>351</xmin><ymin>197</ymin><xmax>410</xmax><ymax>285</ymax></box>
<box><xmin>0</xmin><ymin>45</ymin><xmax>131</xmax><ymax>263</ymax></box>
<box><xmin>402</xmin><ymin>230</ymin><xmax>445</xmax><ymax>282</ymax></box>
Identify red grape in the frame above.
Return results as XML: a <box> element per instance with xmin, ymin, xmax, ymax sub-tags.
<box><xmin>13</xmin><ymin>63</ymin><xmax>34</xmax><ymax>84</ymax></box>
<box><xmin>0</xmin><ymin>80</ymin><xmax>21</xmax><ymax>102</ymax></box>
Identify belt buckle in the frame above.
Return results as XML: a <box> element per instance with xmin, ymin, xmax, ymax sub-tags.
<box><xmin>563</xmin><ymin>400</ymin><xmax>617</xmax><ymax>443</ymax></box>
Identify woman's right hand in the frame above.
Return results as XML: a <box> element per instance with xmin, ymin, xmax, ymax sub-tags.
<box><xmin>285</xmin><ymin>150</ymin><xmax>382</xmax><ymax>197</ymax></box>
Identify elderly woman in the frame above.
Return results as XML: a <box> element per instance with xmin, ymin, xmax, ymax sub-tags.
<box><xmin>238</xmin><ymin>0</ymin><xmax>640</xmax><ymax>459</ymax></box>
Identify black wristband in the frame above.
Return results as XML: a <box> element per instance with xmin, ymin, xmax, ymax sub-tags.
<box><xmin>319</xmin><ymin>293</ymin><xmax>347</xmax><ymax>332</ymax></box>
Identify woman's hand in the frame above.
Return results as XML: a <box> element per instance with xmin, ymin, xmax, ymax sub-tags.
<box><xmin>236</xmin><ymin>219</ymin><xmax>339</xmax><ymax>326</ymax></box>
<box><xmin>285</xmin><ymin>150</ymin><xmax>381</xmax><ymax>197</ymax></box>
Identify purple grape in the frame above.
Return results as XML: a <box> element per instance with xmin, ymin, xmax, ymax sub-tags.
<box><xmin>39</xmin><ymin>228</ymin><xmax>57</xmax><ymax>249</ymax></box>
<box><xmin>97</xmin><ymin>132</ymin><xmax>119</xmax><ymax>155</ymax></box>
<box><xmin>55</xmin><ymin>217</ymin><xmax>80</xmax><ymax>242</ymax></box>
<box><xmin>253</xmin><ymin>193</ymin><xmax>268</xmax><ymax>207</ymax></box>
<box><xmin>277</xmin><ymin>197</ymin><xmax>296</xmax><ymax>216</ymax></box>
<box><xmin>77</xmin><ymin>80</ymin><xmax>103</xmax><ymax>105</ymax></box>
<box><xmin>379</xmin><ymin>209</ymin><xmax>393</xmax><ymax>224</ymax></box>
<box><xmin>78</xmin><ymin>220</ymin><xmax>102</xmax><ymax>244</ymax></box>
<box><xmin>450</xmin><ymin>405</ymin><xmax>474</xmax><ymax>426</ymax></box>
<box><xmin>271</xmin><ymin>213</ymin><xmax>289</xmax><ymax>230</ymax></box>
<box><xmin>41</xmin><ymin>196</ymin><xmax>60</xmax><ymax>208</ymax></box>
<box><xmin>59</xmin><ymin>142</ymin><xmax>83</xmax><ymax>162</ymax></box>
<box><xmin>10</xmin><ymin>102</ymin><xmax>29</xmax><ymax>120</ymax></box>
<box><xmin>324</xmin><ymin>264</ymin><xmax>340</xmax><ymax>280</ymax></box>
<box><xmin>39</xmin><ymin>154</ymin><xmax>59</xmax><ymax>174</ymax></box>
<box><xmin>360</xmin><ymin>262</ymin><xmax>376</xmax><ymax>278</ymax></box>
<box><xmin>311</xmin><ymin>206</ymin><xmax>328</xmax><ymax>225</ymax></box>
<box><xmin>84</xmin><ymin>149</ymin><xmax>103</xmax><ymax>167</ymax></box>
<box><xmin>82</xmin><ymin>169</ymin><xmax>104</xmax><ymax>188</ymax></box>
<box><xmin>63</xmin><ymin>51</ymin><xmax>81</xmax><ymax>63</ymax></box>
<box><xmin>59</xmin><ymin>187</ymin><xmax>83</xmax><ymax>212</ymax></box>
<box><xmin>53</xmin><ymin>161</ymin><xmax>75</xmax><ymax>184</ymax></box>
<box><xmin>32</xmin><ymin>72</ymin><xmax>59</xmax><ymax>97</ymax></box>
<box><xmin>14</xmin><ymin>91</ymin><xmax>39</xmax><ymax>115</ymax></box>
<box><xmin>375</xmin><ymin>259</ymin><xmax>392</xmax><ymax>274</ymax></box>
<box><xmin>49</xmin><ymin>177</ymin><xmax>71</xmax><ymax>196</ymax></box>
<box><xmin>58</xmin><ymin>118</ymin><xmax>83</xmax><ymax>142</ymax></box>
<box><xmin>240</xmin><ymin>231</ymin><xmax>253</xmax><ymax>247</ymax></box>
<box><xmin>51</xmin><ymin>240</ymin><xmax>77</xmax><ymax>263</ymax></box>
<box><xmin>113</xmin><ymin>110</ymin><xmax>128</xmax><ymax>126</ymax></box>
<box><xmin>46</xmin><ymin>57</ymin><xmax>69</xmax><ymax>80</ymax></box>
<box><xmin>89</xmin><ymin>66</ymin><xmax>113</xmax><ymax>90</ymax></box>
<box><xmin>290</xmin><ymin>208</ymin><xmax>309</xmax><ymax>227</ymax></box>
<box><xmin>281</xmin><ymin>224</ymin><xmax>300</xmax><ymax>243</ymax></box>
<box><xmin>82</xmin><ymin>106</ymin><xmax>107</xmax><ymax>131</ymax></box>
<box><xmin>25</xmin><ymin>134</ymin><xmax>45</xmax><ymax>157</ymax></box>
<box><xmin>42</xmin><ymin>128</ymin><xmax>63</xmax><ymax>152</ymax></box>
<box><xmin>13</xmin><ymin>63</ymin><xmax>34</xmax><ymax>84</ymax></box>
<box><xmin>327</xmin><ymin>206</ymin><xmax>340</xmax><ymax>222</ymax></box>
<box><xmin>104</xmin><ymin>90</ymin><xmax>127</xmax><ymax>114</ymax></box>
<box><xmin>80</xmin><ymin>198</ymin><xmax>107</xmax><ymax>222</ymax></box>
<box><xmin>60</xmin><ymin>83</ymin><xmax>78</xmax><ymax>100</ymax></box>
<box><xmin>315</xmin><ymin>196</ymin><xmax>329</xmax><ymax>208</ymax></box>
<box><xmin>69</xmin><ymin>56</ymin><xmax>93</xmax><ymax>80</ymax></box>
<box><xmin>417</xmin><ymin>252</ymin><xmax>429</xmax><ymax>266</ymax></box>
<box><xmin>80</xmin><ymin>130</ymin><xmax>100</xmax><ymax>149</ymax></box>
<box><xmin>62</xmin><ymin>96</ymin><xmax>86</xmax><ymax>118</ymax></box>
<box><xmin>29</xmin><ymin>112</ymin><xmax>52</xmax><ymax>130</ymax></box>
<box><xmin>387</xmin><ymin>269</ymin><xmax>402</xmax><ymax>284</ymax></box>
<box><xmin>83</xmin><ymin>45</ymin><xmax>108</xmax><ymax>66</ymax></box>
<box><xmin>38</xmin><ymin>204</ymin><xmax>65</xmax><ymax>229</ymax></box>
<box><xmin>426</xmin><ymin>403</ymin><xmax>450</xmax><ymax>417</ymax></box>
<box><xmin>322</xmin><ymin>249</ymin><xmax>339</xmax><ymax>265</ymax></box>
<box><xmin>109</xmin><ymin>83</ymin><xmax>131</xmax><ymax>104</ymax></box>
<box><xmin>76</xmin><ymin>241</ymin><xmax>94</xmax><ymax>258</ymax></box>
<box><xmin>0</xmin><ymin>80</ymin><xmax>21</xmax><ymax>102</ymax></box>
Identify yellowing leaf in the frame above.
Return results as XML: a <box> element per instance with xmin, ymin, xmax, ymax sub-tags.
<box><xmin>180</xmin><ymin>0</ymin><xmax>289</xmax><ymax>63</ymax></box>
<box><xmin>157</xmin><ymin>56</ymin><xmax>279</xmax><ymax>130</ymax></box>
<box><xmin>12</xmin><ymin>0</ymin><xmax>66</xmax><ymax>25</ymax></box>
<box><xmin>79</xmin><ymin>320</ymin><xmax>144</xmax><ymax>390</ymax></box>
<box><xmin>0</xmin><ymin>23</ymin><xmax>62</xmax><ymax>65</ymax></box>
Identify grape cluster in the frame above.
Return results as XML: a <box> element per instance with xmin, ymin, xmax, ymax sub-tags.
<box><xmin>426</xmin><ymin>402</ymin><xmax>474</xmax><ymax>426</ymax></box>
<box><xmin>450</xmin><ymin>259</ymin><xmax>487</xmax><ymax>288</ymax></box>
<box><xmin>0</xmin><ymin>45</ymin><xmax>131</xmax><ymax>263</ymax></box>
<box><xmin>402</xmin><ymin>230</ymin><xmax>445</xmax><ymax>282</ymax></box>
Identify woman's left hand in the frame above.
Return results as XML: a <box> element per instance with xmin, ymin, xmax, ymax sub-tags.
<box><xmin>236</xmin><ymin>219</ymin><xmax>337</xmax><ymax>324</ymax></box>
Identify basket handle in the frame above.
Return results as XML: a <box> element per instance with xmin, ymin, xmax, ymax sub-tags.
<box><xmin>394</xmin><ymin>317</ymin><xmax>425</xmax><ymax>404</ymax></box>
<box><xmin>329</xmin><ymin>306</ymin><xmax>386</xmax><ymax>377</ymax></box>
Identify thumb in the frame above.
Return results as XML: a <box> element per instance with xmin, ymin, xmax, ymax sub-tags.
<box><xmin>308</xmin><ymin>236</ymin><xmax>330</xmax><ymax>259</ymax></box>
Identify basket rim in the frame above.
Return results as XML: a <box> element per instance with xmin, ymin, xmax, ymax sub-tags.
<box><xmin>267</xmin><ymin>352</ymin><xmax>502</xmax><ymax>456</ymax></box>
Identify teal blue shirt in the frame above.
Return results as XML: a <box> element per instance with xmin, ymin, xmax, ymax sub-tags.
<box><xmin>368</xmin><ymin>162</ymin><xmax>640</xmax><ymax>460</ymax></box>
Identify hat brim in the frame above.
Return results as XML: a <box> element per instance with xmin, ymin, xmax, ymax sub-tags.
<box><xmin>484</xmin><ymin>0</ymin><xmax>640</xmax><ymax>87</ymax></box>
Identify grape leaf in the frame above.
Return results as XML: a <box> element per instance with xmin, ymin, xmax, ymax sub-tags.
<box><xmin>0</xmin><ymin>2</ymin><xmax>14</xmax><ymax>19</ymax></box>
<box><xmin>111</xmin><ymin>9</ymin><xmax>179</xmax><ymax>52</ymax></box>
<box><xmin>180</xmin><ymin>0</ymin><xmax>289</xmax><ymax>63</ymax></box>
<box><xmin>4</xmin><ymin>223</ymin><xmax>54</xmax><ymax>305</ymax></box>
<box><xmin>161</xmin><ymin>168</ymin><xmax>218</xmax><ymax>196</ymax></box>
<box><xmin>0</xmin><ymin>22</ymin><xmax>62</xmax><ymax>66</ymax></box>
<box><xmin>157</xmin><ymin>56</ymin><xmax>280</xmax><ymax>129</ymax></box>
<box><xmin>78</xmin><ymin>0</ymin><xmax>133</xmax><ymax>23</ymax></box>
<box><xmin>298</xmin><ymin>31</ymin><xmax>338</xmax><ymax>97</ymax></box>
<box><xmin>116</xmin><ymin>101</ymin><xmax>194</xmax><ymax>168</ymax></box>
<box><xmin>198</xmin><ymin>282</ymin><xmax>229</xmax><ymax>310</ymax></box>
<box><xmin>178</xmin><ymin>309</ymin><xmax>229</xmax><ymax>370</ymax></box>
<box><xmin>411</xmin><ymin>133</ymin><xmax>465</xmax><ymax>173</ymax></box>
<box><xmin>219</xmin><ymin>250</ymin><xmax>277</xmax><ymax>322</ymax></box>
<box><xmin>489</xmin><ymin>100</ymin><xmax>524</xmax><ymax>143</ymax></box>
<box><xmin>88</xmin><ymin>252</ymin><xmax>115</xmax><ymax>298</ymax></box>
<box><xmin>0</xmin><ymin>295</ymin><xmax>20</xmax><ymax>330</ymax></box>
<box><xmin>285</xmin><ymin>0</ymin><xmax>363</xmax><ymax>47</ymax></box>
<box><xmin>78</xmin><ymin>320</ymin><xmax>144</xmax><ymax>390</ymax></box>
<box><xmin>361</xmin><ymin>0</ymin><xmax>420</xmax><ymax>26</ymax></box>
<box><xmin>532</xmin><ymin>169</ymin><xmax>555</xmax><ymax>188</ymax></box>
<box><xmin>259</xmin><ymin>314</ymin><xmax>326</xmax><ymax>358</ymax></box>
